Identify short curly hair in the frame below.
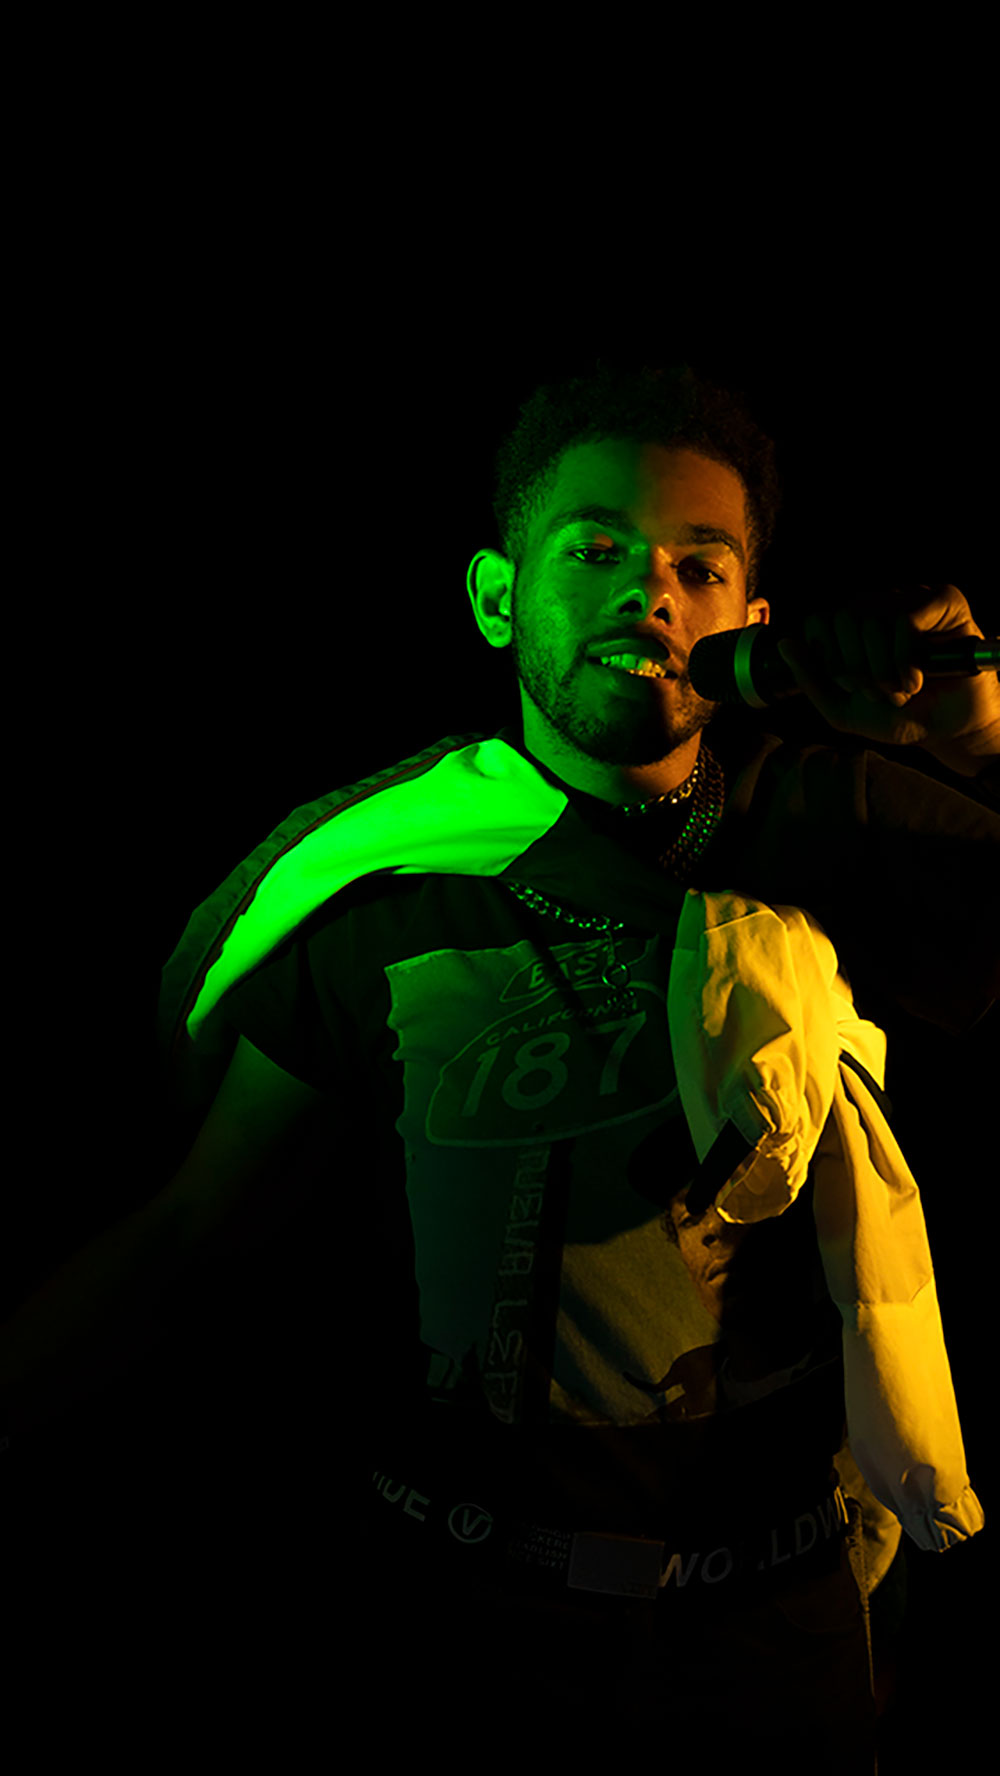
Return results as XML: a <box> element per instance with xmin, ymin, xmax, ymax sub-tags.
<box><xmin>491</xmin><ymin>355</ymin><xmax>784</xmax><ymax>605</ymax></box>
<box><xmin>661</xmin><ymin>1204</ymin><xmax>682</xmax><ymax>1247</ymax></box>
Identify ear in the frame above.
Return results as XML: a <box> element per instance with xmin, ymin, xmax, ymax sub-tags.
<box><xmin>467</xmin><ymin>549</ymin><xmax>515</xmax><ymax>649</ymax></box>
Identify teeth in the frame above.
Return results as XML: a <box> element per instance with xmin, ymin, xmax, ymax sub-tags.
<box><xmin>598</xmin><ymin>653</ymin><xmax>670</xmax><ymax>677</ymax></box>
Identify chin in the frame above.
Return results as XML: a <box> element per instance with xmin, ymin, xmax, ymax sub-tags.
<box><xmin>574</xmin><ymin>721</ymin><xmax>705</xmax><ymax>768</ymax></box>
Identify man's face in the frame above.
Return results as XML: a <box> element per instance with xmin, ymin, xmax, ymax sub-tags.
<box><xmin>471</xmin><ymin>439</ymin><xmax>768</xmax><ymax>802</ymax></box>
<box><xmin>669</xmin><ymin>1185</ymin><xmax>823</xmax><ymax>1340</ymax></box>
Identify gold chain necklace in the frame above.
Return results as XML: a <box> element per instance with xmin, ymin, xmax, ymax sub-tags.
<box><xmin>505</xmin><ymin>743</ymin><xmax>725</xmax><ymax>1019</ymax></box>
<box><xmin>617</xmin><ymin>742</ymin><xmax>706</xmax><ymax>817</ymax></box>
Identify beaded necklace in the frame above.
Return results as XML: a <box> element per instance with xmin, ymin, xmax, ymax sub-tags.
<box><xmin>504</xmin><ymin>741</ymin><xmax>725</xmax><ymax>1021</ymax></box>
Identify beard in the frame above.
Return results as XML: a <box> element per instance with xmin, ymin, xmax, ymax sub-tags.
<box><xmin>510</xmin><ymin>615</ymin><xmax>719</xmax><ymax>768</ymax></box>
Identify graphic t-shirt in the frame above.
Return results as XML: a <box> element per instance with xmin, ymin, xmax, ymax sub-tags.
<box><xmin>202</xmin><ymin>714</ymin><xmax>999</xmax><ymax>1568</ymax></box>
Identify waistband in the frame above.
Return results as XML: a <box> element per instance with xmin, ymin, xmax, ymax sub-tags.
<box><xmin>369</xmin><ymin>1462</ymin><xmax>851</xmax><ymax>1607</ymax></box>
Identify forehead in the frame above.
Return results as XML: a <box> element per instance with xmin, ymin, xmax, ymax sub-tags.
<box><xmin>537</xmin><ymin>438</ymin><xmax>747</xmax><ymax>548</ymax></box>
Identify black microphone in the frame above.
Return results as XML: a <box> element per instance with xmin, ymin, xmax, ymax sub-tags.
<box><xmin>688</xmin><ymin>626</ymin><xmax>1000</xmax><ymax>709</ymax></box>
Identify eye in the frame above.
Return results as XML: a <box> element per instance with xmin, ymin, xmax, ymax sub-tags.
<box><xmin>568</xmin><ymin>548</ymin><xmax>724</xmax><ymax>582</ymax></box>
<box><xmin>569</xmin><ymin>547</ymin><xmax>622</xmax><ymax>565</ymax></box>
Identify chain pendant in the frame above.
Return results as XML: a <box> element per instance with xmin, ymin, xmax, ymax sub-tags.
<box><xmin>503</xmin><ymin>742</ymin><xmax>725</xmax><ymax>1021</ymax></box>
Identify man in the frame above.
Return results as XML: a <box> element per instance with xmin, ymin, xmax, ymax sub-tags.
<box><xmin>446</xmin><ymin>384</ymin><xmax>994</xmax><ymax>1760</ymax></box>
<box><xmin>4</xmin><ymin>361</ymin><xmax>997</xmax><ymax>1769</ymax></box>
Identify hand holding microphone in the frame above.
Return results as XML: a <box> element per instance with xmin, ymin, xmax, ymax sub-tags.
<box><xmin>688</xmin><ymin>583</ymin><xmax>1000</xmax><ymax>756</ymax></box>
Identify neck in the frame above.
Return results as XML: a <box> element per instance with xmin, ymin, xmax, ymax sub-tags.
<box><xmin>517</xmin><ymin>714</ymin><xmax>704</xmax><ymax>809</ymax></box>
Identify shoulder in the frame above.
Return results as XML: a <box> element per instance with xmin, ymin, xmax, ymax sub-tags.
<box><xmin>723</xmin><ymin>712</ymin><xmax>999</xmax><ymax>829</ymax></box>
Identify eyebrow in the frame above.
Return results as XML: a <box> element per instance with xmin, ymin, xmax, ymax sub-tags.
<box><xmin>543</xmin><ymin>504</ymin><xmax>746</xmax><ymax>571</ymax></box>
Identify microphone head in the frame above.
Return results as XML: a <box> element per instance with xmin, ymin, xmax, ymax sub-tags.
<box><xmin>689</xmin><ymin>627</ymin><xmax>799</xmax><ymax>708</ymax></box>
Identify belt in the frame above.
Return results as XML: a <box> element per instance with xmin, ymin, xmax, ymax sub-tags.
<box><xmin>369</xmin><ymin>1464</ymin><xmax>851</xmax><ymax>1606</ymax></box>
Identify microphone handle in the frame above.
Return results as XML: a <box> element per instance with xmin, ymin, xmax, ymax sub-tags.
<box><xmin>720</xmin><ymin>629</ymin><xmax>1000</xmax><ymax>708</ymax></box>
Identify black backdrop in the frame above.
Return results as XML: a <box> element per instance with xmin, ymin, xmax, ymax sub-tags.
<box><xmin>6</xmin><ymin>162</ymin><xmax>996</xmax><ymax>1764</ymax></box>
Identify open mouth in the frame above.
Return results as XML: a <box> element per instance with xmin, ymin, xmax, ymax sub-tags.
<box><xmin>592</xmin><ymin>656</ymin><xmax>679</xmax><ymax>681</ymax></box>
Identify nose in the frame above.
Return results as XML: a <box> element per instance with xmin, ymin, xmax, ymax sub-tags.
<box><xmin>609</xmin><ymin>560</ymin><xmax>692</xmax><ymax>632</ymax></box>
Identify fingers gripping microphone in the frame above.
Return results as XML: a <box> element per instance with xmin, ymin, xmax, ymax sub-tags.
<box><xmin>688</xmin><ymin>627</ymin><xmax>1000</xmax><ymax>709</ymax></box>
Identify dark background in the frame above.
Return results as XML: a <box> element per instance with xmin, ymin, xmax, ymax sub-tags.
<box><xmin>6</xmin><ymin>90</ymin><xmax>996</xmax><ymax>1765</ymax></box>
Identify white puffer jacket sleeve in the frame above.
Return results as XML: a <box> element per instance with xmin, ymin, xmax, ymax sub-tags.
<box><xmin>668</xmin><ymin>887</ymin><xmax>985</xmax><ymax>1554</ymax></box>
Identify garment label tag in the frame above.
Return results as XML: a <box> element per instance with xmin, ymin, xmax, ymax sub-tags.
<box><xmin>567</xmin><ymin>1532</ymin><xmax>665</xmax><ymax>1600</ymax></box>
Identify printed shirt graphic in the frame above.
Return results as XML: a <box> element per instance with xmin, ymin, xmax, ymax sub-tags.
<box><xmin>214</xmin><ymin>868</ymin><xmax>839</xmax><ymax>1539</ymax></box>
<box><xmin>169</xmin><ymin>715</ymin><xmax>999</xmax><ymax>1545</ymax></box>
<box><xmin>387</xmin><ymin>910</ymin><xmax>695</xmax><ymax>1428</ymax></box>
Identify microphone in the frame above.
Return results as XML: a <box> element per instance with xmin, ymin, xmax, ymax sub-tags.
<box><xmin>688</xmin><ymin>626</ymin><xmax>1000</xmax><ymax>709</ymax></box>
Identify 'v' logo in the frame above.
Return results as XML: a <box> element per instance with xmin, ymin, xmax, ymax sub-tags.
<box><xmin>448</xmin><ymin>1503</ymin><xmax>494</xmax><ymax>1544</ymax></box>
